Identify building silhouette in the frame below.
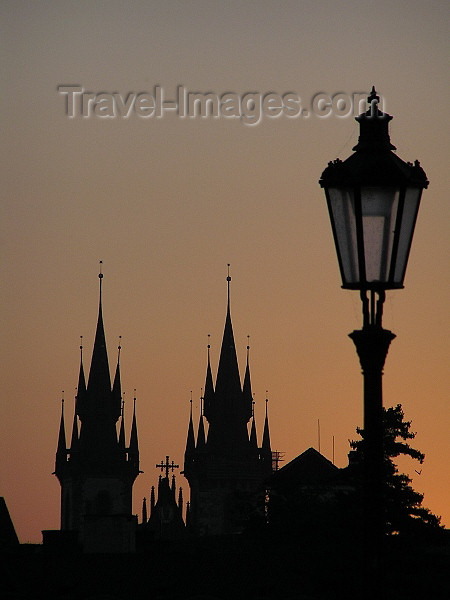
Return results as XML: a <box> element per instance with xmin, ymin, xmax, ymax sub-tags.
<box><xmin>268</xmin><ymin>447</ymin><xmax>352</xmax><ymax>532</ymax></box>
<box><xmin>183</xmin><ymin>271</ymin><xmax>273</xmax><ymax>535</ymax></box>
<box><xmin>140</xmin><ymin>456</ymin><xmax>186</xmax><ymax>541</ymax></box>
<box><xmin>3</xmin><ymin>268</ymin><xmax>445</xmax><ymax>597</ymax></box>
<box><xmin>53</xmin><ymin>268</ymin><xmax>140</xmax><ymax>552</ymax></box>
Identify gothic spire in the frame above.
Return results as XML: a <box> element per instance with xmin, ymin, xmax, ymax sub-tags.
<box><xmin>75</xmin><ymin>337</ymin><xmax>87</xmax><ymax>418</ymax></box>
<box><xmin>150</xmin><ymin>485</ymin><xmax>155</xmax><ymax>512</ymax></box>
<box><xmin>214</xmin><ymin>266</ymin><xmax>242</xmax><ymax>408</ymax></box>
<box><xmin>262</xmin><ymin>396</ymin><xmax>272</xmax><ymax>453</ymax></box>
<box><xmin>249</xmin><ymin>400</ymin><xmax>258</xmax><ymax>451</ymax></box>
<box><xmin>242</xmin><ymin>338</ymin><xmax>254</xmax><ymax>421</ymax></box>
<box><xmin>86</xmin><ymin>263</ymin><xmax>112</xmax><ymax>409</ymax></box>
<box><xmin>57</xmin><ymin>396</ymin><xmax>67</xmax><ymax>456</ymax></box>
<box><xmin>118</xmin><ymin>398</ymin><xmax>125</xmax><ymax>450</ymax></box>
<box><xmin>70</xmin><ymin>394</ymin><xmax>79</xmax><ymax>451</ymax></box>
<box><xmin>196</xmin><ymin>392</ymin><xmax>206</xmax><ymax>450</ymax></box>
<box><xmin>202</xmin><ymin>338</ymin><xmax>214</xmax><ymax>420</ymax></box>
<box><xmin>129</xmin><ymin>395</ymin><xmax>139</xmax><ymax>460</ymax></box>
<box><xmin>111</xmin><ymin>338</ymin><xmax>123</xmax><ymax>421</ymax></box>
<box><xmin>204</xmin><ymin>267</ymin><xmax>252</xmax><ymax>455</ymax></box>
<box><xmin>250</xmin><ymin>418</ymin><xmax>258</xmax><ymax>451</ymax></box>
<box><xmin>184</xmin><ymin>394</ymin><xmax>195</xmax><ymax>458</ymax></box>
<box><xmin>76</xmin><ymin>266</ymin><xmax>126</xmax><ymax>466</ymax></box>
<box><xmin>142</xmin><ymin>497</ymin><xmax>148</xmax><ymax>524</ymax></box>
<box><xmin>54</xmin><ymin>395</ymin><xmax>68</xmax><ymax>481</ymax></box>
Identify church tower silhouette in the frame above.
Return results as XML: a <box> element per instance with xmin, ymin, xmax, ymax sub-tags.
<box><xmin>54</xmin><ymin>265</ymin><xmax>140</xmax><ymax>552</ymax></box>
<box><xmin>140</xmin><ymin>456</ymin><xmax>186</xmax><ymax>541</ymax></box>
<box><xmin>183</xmin><ymin>268</ymin><xmax>272</xmax><ymax>535</ymax></box>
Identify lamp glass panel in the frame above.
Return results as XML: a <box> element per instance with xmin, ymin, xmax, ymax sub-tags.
<box><xmin>360</xmin><ymin>186</ymin><xmax>399</xmax><ymax>283</ymax></box>
<box><xmin>328</xmin><ymin>187</ymin><xmax>359</xmax><ymax>285</ymax></box>
<box><xmin>393</xmin><ymin>187</ymin><xmax>422</xmax><ymax>284</ymax></box>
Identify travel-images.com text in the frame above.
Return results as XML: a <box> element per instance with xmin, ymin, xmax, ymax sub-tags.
<box><xmin>58</xmin><ymin>86</ymin><xmax>384</xmax><ymax>125</ymax></box>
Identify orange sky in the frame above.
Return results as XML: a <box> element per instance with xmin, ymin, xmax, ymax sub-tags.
<box><xmin>1</xmin><ymin>1</ymin><xmax>448</xmax><ymax>543</ymax></box>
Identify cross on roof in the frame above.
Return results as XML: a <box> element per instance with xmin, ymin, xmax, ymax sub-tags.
<box><xmin>156</xmin><ymin>455</ymin><xmax>179</xmax><ymax>479</ymax></box>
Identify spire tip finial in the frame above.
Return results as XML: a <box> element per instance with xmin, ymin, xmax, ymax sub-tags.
<box><xmin>226</xmin><ymin>264</ymin><xmax>231</xmax><ymax>309</ymax></box>
<box><xmin>98</xmin><ymin>261</ymin><xmax>104</xmax><ymax>309</ymax></box>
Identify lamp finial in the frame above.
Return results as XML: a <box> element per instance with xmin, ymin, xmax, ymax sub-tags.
<box><xmin>368</xmin><ymin>86</ymin><xmax>380</xmax><ymax>104</ymax></box>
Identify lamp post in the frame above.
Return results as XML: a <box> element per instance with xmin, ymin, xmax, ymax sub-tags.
<box><xmin>319</xmin><ymin>88</ymin><xmax>428</xmax><ymax>589</ymax></box>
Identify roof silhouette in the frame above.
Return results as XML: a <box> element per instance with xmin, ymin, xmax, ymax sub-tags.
<box><xmin>271</xmin><ymin>447</ymin><xmax>339</xmax><ymax>486</ymax></box>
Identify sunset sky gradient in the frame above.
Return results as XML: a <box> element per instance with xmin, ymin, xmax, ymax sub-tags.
<box><xmin>1</xmin><ymin>0</ymin><xmax>448</xmax><ymax>542</ymax></box>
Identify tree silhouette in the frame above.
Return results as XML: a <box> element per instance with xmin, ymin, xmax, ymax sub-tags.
<box><xmin>350</xmin><ymin>404</ymin><xmax>442</xmax><ymax>537</ymax></box>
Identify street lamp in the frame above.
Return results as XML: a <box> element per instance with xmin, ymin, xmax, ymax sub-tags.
<box><xmin>319</xmin><ymin>87</ymin><xmax>428</xmax><ymax>585</ymax></box>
